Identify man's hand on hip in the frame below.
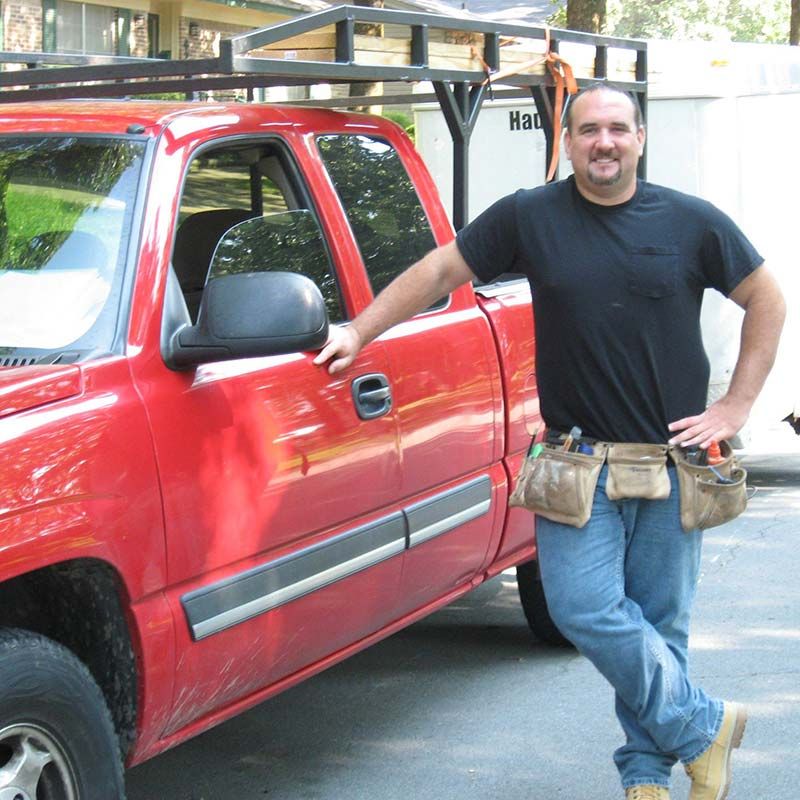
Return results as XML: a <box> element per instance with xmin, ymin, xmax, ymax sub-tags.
<box><xmin>667</xmin><ymin>395</ymin><xmax>750</xmax><ymax>449</ymax></box>
<box><xmin>312</xmin><ymin>324</ymin><xmax>363</xmax><ymax>375</ymax></box>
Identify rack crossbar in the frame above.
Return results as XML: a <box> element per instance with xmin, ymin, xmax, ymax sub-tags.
<box><xmin>0</xmin><ymin>5</ymin><xmax>647</xmax><ymax>230</ymax></box>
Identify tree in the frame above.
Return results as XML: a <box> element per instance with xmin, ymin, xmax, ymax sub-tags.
<box><xmin>609</xmin><ymin>0</ymin><xmax>791</xmax><ymax>42</ymax></box>
<box><xmin>567</xmin><ymin>0</ymin><xmax>606</xmax><ymax>33</ymax></box>
<box><xmin>791</xmin><ymin>0</ymin><xmax>799</xmax><ymax>43</ymax></box>
<box><xmin>551</xmin><ymin>0</ymin><xmax>793</xmax><ymax>43</ymax></box>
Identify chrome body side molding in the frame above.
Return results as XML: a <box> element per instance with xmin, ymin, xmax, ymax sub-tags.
<box><xmin>181</xmin><ymin>474</ymin><xmax>492</xmax><ymax>640</ymax></box>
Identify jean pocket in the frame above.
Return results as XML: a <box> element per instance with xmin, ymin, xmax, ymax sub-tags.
<box><xmin>627</xmin><ymin>246</ymin><xmax>679</xmax><ymax>298</ymax></box>
<box><xmin>510</xmin><ymin>443</ymin><xmax>608</xmax><ymax>528</ymax></box>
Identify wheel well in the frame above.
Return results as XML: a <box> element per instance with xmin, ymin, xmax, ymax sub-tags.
<box><xmin>0</xmin><ymin>559</ymin><xmax>138</xmax><ymax>758</ymax></box>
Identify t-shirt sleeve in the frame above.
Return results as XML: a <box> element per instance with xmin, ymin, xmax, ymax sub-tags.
<box><xmin>455</xmin><ymin>192</ymin><xmax>519</xmax><ymax>284</ymax></box>
<box><xmin>699</xmin><ymin>204</ymin><xmax>764</xmax><ymax>296</ymax></box>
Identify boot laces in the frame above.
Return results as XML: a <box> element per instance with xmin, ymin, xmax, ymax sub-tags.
<box><xmin>628</xmin><ymin>787</ymin><xmax>667</xmax><ymax>800</ymax></box>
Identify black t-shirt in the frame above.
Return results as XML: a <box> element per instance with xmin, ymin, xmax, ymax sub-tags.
<box><xmin>456</xmin><ymin>176</ymin><xmax>763</xmax><ymax>443</ymax></box>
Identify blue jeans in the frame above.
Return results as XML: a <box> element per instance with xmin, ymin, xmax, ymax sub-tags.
<box><xmin>535</xmin><ymin>465</ymin><xmax>723</xmax><ymax>789</ymax></box>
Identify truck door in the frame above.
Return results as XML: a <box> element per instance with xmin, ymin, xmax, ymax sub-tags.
<box><xmin>316</xmin><ymin>133</ymin><xmax>505</xmax><ymax>616</ymax></box>
<box><xmin>137</xmin><ymin>136</ymin><xmax>405</xmax><ymax>735</ymax></box>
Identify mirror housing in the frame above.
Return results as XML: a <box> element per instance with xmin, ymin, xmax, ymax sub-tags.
<box><xmin>165</xmin><ymin>271</ymin><xmax>329</xmax><ymax>370</ymax></box>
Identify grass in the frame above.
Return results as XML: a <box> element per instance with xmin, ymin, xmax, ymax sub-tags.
<box><xmin>2</xmin><ymin>184</ymin><xmax>94</xmax><ymax>268</ymax></box>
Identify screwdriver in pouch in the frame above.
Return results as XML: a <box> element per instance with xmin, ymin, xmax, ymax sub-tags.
<box><xmin>709</xmin><ymin>466</ymin><xmax>735</xmax><ymax>484</ymax></box>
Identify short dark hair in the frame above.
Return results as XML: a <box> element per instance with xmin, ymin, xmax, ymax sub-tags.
<box><xmin>565</xmin><ymin>83</ymin><xmax>643</xmax><ymax>132</ymax></box>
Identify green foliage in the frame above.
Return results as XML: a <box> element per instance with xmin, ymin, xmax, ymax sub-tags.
<box><xmin>381</xmin><ymin>110</ymin><xmax>415</xmax><ymax>142</ymax></box>
<box><xmin>549</xmin><ymin>0</ymin><xmax>792</xmax><ymax>43</ymax></box>
<box><xmin>548</xmin><ymin>0</ymin><xmax>568</xmax><ymax>28</ymax></box>
<box><xmin>138</xmin><ymin>91</ymin><xmax>188</xmax><ymax>101</ymax></box>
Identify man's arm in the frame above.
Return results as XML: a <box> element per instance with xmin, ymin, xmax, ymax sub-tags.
<box><xmin>313</xmin><ymin>240</ymin><xmax>477</xmax><ymax>375</ymax></box>
<box><xmin>668</xmin><ymin>263</ymin><xmax>786</xmax><ymax>448</ymax></box>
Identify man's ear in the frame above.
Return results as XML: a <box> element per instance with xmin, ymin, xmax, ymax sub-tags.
<box><xmin>637</xmin><ymin>126</ymin><xmax>646</xmax><ymax>156</ymax></box>
<box><xmin>564</xmin><ymin>129</ymin><xmax>573</xmax><ymax>160</ymax></box>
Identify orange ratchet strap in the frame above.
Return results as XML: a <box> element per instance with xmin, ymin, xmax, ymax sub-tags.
<box><xmin>471</xmin><ymin>27</ymin><xmax>578</xmax><ymax>182</ymax></box>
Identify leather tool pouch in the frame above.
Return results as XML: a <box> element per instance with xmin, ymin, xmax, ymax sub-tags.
<box><xmin>509</xmin><ymin>442</ymin><xmax>608</xmax><ymax>528</ymax></box>
<box><xmin>605</xmin><ymin>443</ymin><xmax>670</xmax><ymax>501</ymax></box>
<box><xmin>668</xmin><ymin>441</ymin><xmax>748</xmax><ymax>531</ymax></box>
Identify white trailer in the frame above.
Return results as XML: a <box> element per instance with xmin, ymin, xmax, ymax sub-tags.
<box><xmin>414</xmin><ymin>39</ymin><xmax>800</xmax><ymax>446</ymax></box>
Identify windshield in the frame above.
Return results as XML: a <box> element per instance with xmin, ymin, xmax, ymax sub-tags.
<box><xmin>0</xmin><ymin>136</ymin><xmax>145</xmax><ymax>359</ymax></box>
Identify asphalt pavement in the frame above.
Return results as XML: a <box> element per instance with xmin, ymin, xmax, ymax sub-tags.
<box><xmin>126</xmin><ymin>434</ymin><xmax>800</xmax><ymax>800</ymax></box>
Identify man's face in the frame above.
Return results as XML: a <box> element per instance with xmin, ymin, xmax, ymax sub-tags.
<box><xmin>564</xmin><ymin>90</ymin><xmax>645</xmax><ymax>204</ymax></box>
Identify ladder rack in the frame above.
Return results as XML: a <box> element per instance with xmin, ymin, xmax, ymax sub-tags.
<box><xmin>0</xmin><ymin>5</ymin><xmax>648</xmax><ymax>228</ymax></box>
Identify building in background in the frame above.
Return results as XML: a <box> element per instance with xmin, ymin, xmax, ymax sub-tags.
<box><xmin>1</xmin><ymin>0</ymin><xmax>329</xmax><ymax>61</ymax></box>
<box><xmin>0</xmin><ymin>0</ymin><xmax>507</xmax><ymax>64</ymax></box>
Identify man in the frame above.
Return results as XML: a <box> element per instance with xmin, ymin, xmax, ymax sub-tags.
<box><xmin>314</xmin><ymin>84</ymin><xmax>785</xmax><ymax>799</ymax></box>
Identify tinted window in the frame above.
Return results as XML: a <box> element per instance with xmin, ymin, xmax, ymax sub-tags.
<box><xmin>317</xmin><ymin>135</ymin><xmax>437</xmax><ymax>298</ymax></box>
<box><xmin>175</xmin><ymin>143</ymin><xmax>344</xmax><ymax>323</ymax></box>
<box><xmin>210</xmin><ymin>211</ymin><xmax>341</xmax><ymax>323</ymax></box>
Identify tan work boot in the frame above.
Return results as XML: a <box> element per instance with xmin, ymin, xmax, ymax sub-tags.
<box><xmin>625</xmin><ymin>786</ymin><xmax>670</xmax><ymax>799</ymax></box>
<box><xmin>684</xmin><ymin>702</ymin><xmax>748</xmax><ymax>800</ymax></box>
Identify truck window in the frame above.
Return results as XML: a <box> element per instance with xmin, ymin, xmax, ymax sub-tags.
<box><xmin>0</xmin><ymin>136</ymin><xmax>145</xmax><ymax>358</ymax></box>
<box><xmin>209</xmin><ymin>209</ymin><xmax>341</xmax><ymax>323</ymax></box>
<box><xmin>316</xmin><ymin>135</ymin><xmax>438</xmax><ymax>301</ymax></box>
<box><xmin>174</xmin><ymin>143</ymin><xmax>344</xmax><ymax>324</ymax></box>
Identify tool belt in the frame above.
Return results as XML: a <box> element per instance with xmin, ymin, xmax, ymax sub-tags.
<box><xmin>509</xmin><ymin>430</ymin><xmax>747</xmax><ymax>531</ymax></box>
<box><xmin>668</xmin><ymin>440</ymin><xmax>748</xmax><ymax>532</ymax></box>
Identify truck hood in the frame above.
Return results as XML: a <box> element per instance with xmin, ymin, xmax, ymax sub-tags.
<box><xmin>0</xmin><ymin>364</ymin><xmax>83</xmax><ymax>419</ymax></box>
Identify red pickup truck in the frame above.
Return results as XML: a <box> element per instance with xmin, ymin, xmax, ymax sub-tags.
<box><xmin>0</xmin><ymin>100</ymin><xmax>553</xmax><ymax>798</ymax></box>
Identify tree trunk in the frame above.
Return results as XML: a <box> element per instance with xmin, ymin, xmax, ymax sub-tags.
<box><xmin>349</xmin><ymin>0</ymin><xmax>384</xmax><ymax>113</ymax></box>
<box><xmin>791</xmin><ymin>0</ymin><xmax>799</xmax><ymax>45</ymax></box>
<box><xmin>566</xmin><ymin>0</ymin><xmax>606</xmax><ymax>33</ymax></box>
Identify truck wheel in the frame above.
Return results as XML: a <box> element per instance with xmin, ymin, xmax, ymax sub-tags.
<box><xmin>0</xmin><ymin>628</ymin><xmax>125</xmax><ymax>800</ymax></box>
<box><xmin>516</xmin><ymin>560</ymin><xmax>573</xmax><ymax>647</ymax></box>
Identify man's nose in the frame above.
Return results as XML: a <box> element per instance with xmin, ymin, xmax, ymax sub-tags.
<box><xmin>595</xmin><ymin>128</ymin><xmax>614</xmax><ymax>148</ymax></box>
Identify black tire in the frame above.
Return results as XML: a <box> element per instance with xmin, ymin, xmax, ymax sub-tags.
<box><xmin>516</xmin><ymin>560</ymin><xmax>573</xmax><ymax>647</ymax></box>
<box><xmin>0</xmin><ymin>628</ymin><xmax>126</xmax><ymax>800</ymax></box>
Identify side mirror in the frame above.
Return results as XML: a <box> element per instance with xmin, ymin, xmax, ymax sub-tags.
<box><xmin>165</xmin><ymin>271</ymin><xmax>328</xmax><ymax>370</ymax></box>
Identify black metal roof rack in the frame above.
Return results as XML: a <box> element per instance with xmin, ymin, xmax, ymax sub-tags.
<box><xmin>0</xmin><ymin>5</ymin><xmax>647</xmax><ymax>228</ymax></box>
